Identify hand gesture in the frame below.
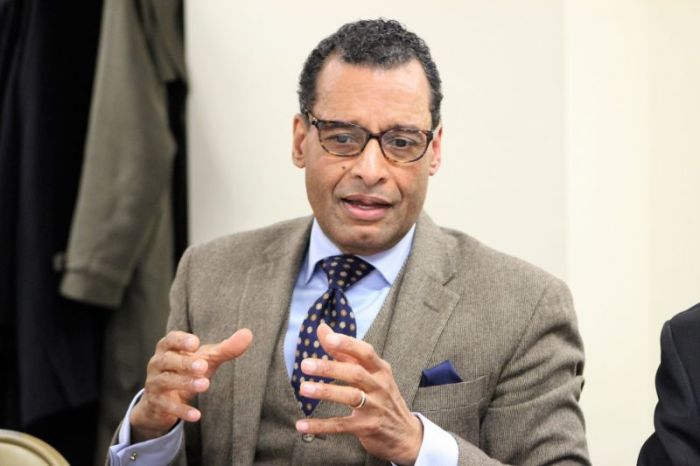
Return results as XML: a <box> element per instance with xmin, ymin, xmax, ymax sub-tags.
<box><xmin>129</xmin><ymin>328</ymin><xmax>253</xmax><ymax>441</ymax></box>
<box><xmin>295</xmin><ymin>323</ymin><xmax>422</xmax><ymax>465</ymax></box>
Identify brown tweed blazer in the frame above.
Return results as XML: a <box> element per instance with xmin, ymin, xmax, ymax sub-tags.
<box><xmin>166</xmin><ymin>213</ymin><xmax>589</xmax><ymax>465</ymax></box>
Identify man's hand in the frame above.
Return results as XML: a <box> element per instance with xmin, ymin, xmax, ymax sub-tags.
<box><xmin>129</xmin><ymin>328</ymin><xmax>253</xmax><ymax>442</ymax></box>
<box><xmin>295</xmin><ymin>322</ymin><xmax>423</xmax><ymax>465</ymax></box>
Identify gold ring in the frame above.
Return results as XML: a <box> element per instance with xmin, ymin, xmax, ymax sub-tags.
<box><xmin>351</xmin><ymin>390</ymin><xmax>367</xmax><ymax>409</ymax></box>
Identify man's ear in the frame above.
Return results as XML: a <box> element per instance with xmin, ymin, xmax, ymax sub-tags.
<box><xmin>428</xmin><ymin>126</ymin><xmax>443</xmax><ymax>175</ymax></box>
<box><xmin>292</xmin><ymin>114</ymin><xmax>308</xmax><ymax>168</ymax></box>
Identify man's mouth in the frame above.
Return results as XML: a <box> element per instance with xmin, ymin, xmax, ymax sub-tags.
<box><xmin>341</xmin><ymin>195</ymin><xmax>392</xmax><ymax>220</ymax></box>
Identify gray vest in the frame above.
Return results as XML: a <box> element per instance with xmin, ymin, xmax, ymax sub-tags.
<box><xmin>254</xmin><ymin>277</ymin><xmax>404</xmax><ymax>466</ymax></box>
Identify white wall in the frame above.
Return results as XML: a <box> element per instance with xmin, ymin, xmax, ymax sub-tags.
<box><xmin>186</xmin><ymin>1</ymin><xmax>699</xmax><ymax>464</ymax></box>
<box><xmin>186</xmin><ymin>0</ymin><xmax>567</xmax><ymax>278</ymax></box>
<box><xmin>564</xmin><ymin>2</ymin><xmax>700</xmax><ymax>463</ymax></box>
<box><xmin>648</xmin><ymin>0</ymin><xmax>700</xmax><ymax>328</ymax></box>
<box><xmin>564</xmin><ymin>2</ymin><xmax>654</xmax><ymax>463</ymax></box>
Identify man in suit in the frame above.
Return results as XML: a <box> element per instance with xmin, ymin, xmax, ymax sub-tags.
<box><xmin>638</xmin><ymin>302</ymin><xmax>700</xmax><ymax>465</ymax></box>
<box><xmin>109</xmin><ymin>19</ymin><xmax>589</xmax><ymax>465</ymax></box>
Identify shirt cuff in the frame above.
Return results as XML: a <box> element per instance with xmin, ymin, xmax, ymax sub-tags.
<box><xmin>391</xmin><ymin>413</ymin><xmax>458</xmax><ymax>466</ymax></box>
<box><xmin>108</xmin><ymin>389</ymin><xmax>183</xmax><ymax>465</ymax></box>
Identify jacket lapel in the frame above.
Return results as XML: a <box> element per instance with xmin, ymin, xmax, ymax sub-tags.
<box><xmin>230</xmin><ymin>218</ymin><xmax>312</xmax><ymax>466</ymax></box>
<box><xmin>364</xmin><ymin>214</ymin><xmax>460</xmax><ymax>466</ymax></box>
<box><xmin>379</xmin><ymin>213</ymin><xmax>461</xmax><ymax>416</ymax></box>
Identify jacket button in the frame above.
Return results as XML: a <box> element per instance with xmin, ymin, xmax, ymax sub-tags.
<box><xmin>301</xmin><ymin>433</ymin><xmax>315</xmax><ymax>443</ymax></box>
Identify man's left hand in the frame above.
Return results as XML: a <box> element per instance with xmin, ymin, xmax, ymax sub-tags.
<box><xmin>295</xmin><ymin>322</ymin><xmax>423</xmax><ymax>466</ymax></box>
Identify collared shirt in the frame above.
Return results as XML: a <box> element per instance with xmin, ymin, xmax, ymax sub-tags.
<box><xmin>109</xmin><ymin>219</ymin><xmax>457</xmax><ymax>465</ymax></box>
<box><xmin>282</xmin><ymin>219</ymin><xmax>414</xmax><ymax>377</ymax></box>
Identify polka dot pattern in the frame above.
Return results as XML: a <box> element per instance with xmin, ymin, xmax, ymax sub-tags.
<box><xmin>291</xmin><ymin>254</ymin><xmax>374</xmax><ymax>416</ymax></box>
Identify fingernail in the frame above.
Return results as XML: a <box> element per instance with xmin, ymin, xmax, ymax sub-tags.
<box><xmin>186</xmin><ymin>337</ymin><xmax>197</xmax><ymax>350</ymax></box>
<box><xmin>186</xmin><ymin>409</ymin><xmax>199</xmax><ymax>421</ymax></box>
<box><xmin>301</xmin><ymin>359</ymin><xmax>317</xmax><ymax>373</ymax></box>
<box><xmin>193</xmin><ymin>378</ymin><xmax>207</xmax><ymax>389</ymax></box>
<box><xmin>326</xmin><ymin>334</ymin><xmax>340</xmax><ymax>348</ymax></box>
<box><xmin>296</xmin><ymin>420</ymin><xmax>309</xmax><ymax>432</ymax></box>
<box><xmin>192</xmin><ymin>360</ymin><xmax>206</xmax><ymax>371</ymax></box>
<box><xmin>300</xmin><ymin>382</ymin><xmax>316</xmax><ymax>395</ymax></box>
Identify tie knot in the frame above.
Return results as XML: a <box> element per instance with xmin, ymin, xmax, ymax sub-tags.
<box><xmin>320</xmin><ymin>255</ymin><xmax>374</xmax><ymax>291</ymax></box>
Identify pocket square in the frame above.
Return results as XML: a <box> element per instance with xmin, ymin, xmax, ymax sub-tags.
<box><xmin>419</xmin><ymin>360</ymin><xmax>463</xmax><ymax>387</ymax></box>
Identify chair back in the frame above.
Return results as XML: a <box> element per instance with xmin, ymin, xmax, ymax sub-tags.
<box><xmin>0</xmin><ymin>429</ymin><xmax>69</xmax><ymax>466</ymax></box>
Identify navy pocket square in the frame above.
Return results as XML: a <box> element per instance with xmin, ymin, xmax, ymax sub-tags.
<box><xmin>419</xmin><ymin>360</ymin><xmax>463</xmax><ymax>387</ymax></box>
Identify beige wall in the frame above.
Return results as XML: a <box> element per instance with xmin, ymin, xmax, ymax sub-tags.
<box><xmin>186</xmin><ymin>0</ymin><xmax>567</xmax><ymax>278</ymax></box>
<box><xmin>186</xmin><ymin>1</ymin><xmax>700</xmax><ymax>464</ymax></box>
<box><xmin>564</xmin><ymin>1</ymin><xmax>700</xmax><ymax>463</ymax></box>
<box><xmin>564</xmin><ymin>2</ymin><xmax>654</xmax><ymax>462</ymax></box>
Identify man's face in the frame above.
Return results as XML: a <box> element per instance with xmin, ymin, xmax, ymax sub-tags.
<box><xmin>292</xmin><ymin>56</ymin><xmax>442</xmax><ymax>256</ymax></box>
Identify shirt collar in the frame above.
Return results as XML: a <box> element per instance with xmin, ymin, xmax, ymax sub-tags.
<box><xmin>304</xmin><ymin>219</ymin><xmax>416</xmax><ymax>286</ymax></box>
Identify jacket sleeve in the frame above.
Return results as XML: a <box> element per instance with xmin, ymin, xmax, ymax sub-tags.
<box><xmin>637</xmin><ymin>320</ymin><xmax>700</xmax><ymax>465</ymax></box>
<box><xmin>60</xmin><ymin>0</ymin><xmax>184</xmax><ymax>308</ymax></box>
<box><xmin>455</xmin><ymin>279</ymin><xmax>590</xmax><ymax>465</ymax></box>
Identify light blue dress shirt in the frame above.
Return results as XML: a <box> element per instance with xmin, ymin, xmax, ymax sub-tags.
<box><xmin>109</xmin><ymin>220</ymin><xmax>458</xmax><ymax>465</ymax></box>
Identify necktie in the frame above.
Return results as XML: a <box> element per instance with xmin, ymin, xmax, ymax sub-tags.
<box><xmin>291</xmin><ymin>254</ymin><xmax>375</xmax><ymax>416</ymax></box>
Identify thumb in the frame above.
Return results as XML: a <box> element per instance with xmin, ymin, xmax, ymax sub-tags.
<box><xmin>201</xmin><ymin>328</ymin><xmax>253</xmax><ymax>366</ymax></box>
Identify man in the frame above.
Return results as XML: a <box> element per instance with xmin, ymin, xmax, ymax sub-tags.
<box><xmin>638</xmin><ymin>302</ymin><xmax>700</xmax><ymax>465</ymax></box>
<box><xmin>109</xmin><ymin>19</ymin><xmax>589</xmax><ymax>465</ymax></box>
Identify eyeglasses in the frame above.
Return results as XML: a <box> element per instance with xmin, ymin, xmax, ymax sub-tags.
<box><xmin>305</xmin><ymin>110</ymin><xmax>435</xmax><ymax>164</ymax></box>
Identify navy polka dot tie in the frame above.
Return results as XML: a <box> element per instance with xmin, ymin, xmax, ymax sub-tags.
<box><xmin>291</xmin><ymin>255</ymin><xmax>375</xmax><ymax>416</ymax></box>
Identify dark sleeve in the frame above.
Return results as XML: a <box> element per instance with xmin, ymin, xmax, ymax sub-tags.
<box><xmin>638</xmin><ymin>320</ymin><xmax>700</xmax><ymax>465</ymax></box>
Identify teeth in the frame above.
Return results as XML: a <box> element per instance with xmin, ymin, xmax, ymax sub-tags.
<box><xmin>346</xmin><ymin>200</ymin><xmax>383</xmax><ymax>209</ymax></box>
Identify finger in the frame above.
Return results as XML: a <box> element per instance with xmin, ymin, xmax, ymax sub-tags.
<box><xmin>299</xmin><ymin>380</ymin><xmax>366</xmax><ymax>407</ymax></box>
<box><xmin>317</xmin><ymin>322</ymin><xmax>384</xmax><ymax>372</ymax></box>
<box><xmin>156</xmin><ymin>331</ymin><xmax>200</xmax><ymax>353</ymax></box>
<box><xmin>199</xmin><ymin>328</ymin><xmax>253</xmax><ymax>365</ymax></box>
<box><xmin>299</xmin><ymin>358</ymin><xmax>377</xmax><ymax>391</ymax></box>
<box><xmin>152</xmin><ymin>350</ymin><xmax>208</xmax><ymax>376</ymax></box>
<box><xmin>296</xmin><ymin>415</ymin><xmax>375</xmax><ymax>436</ymax></box>
<box><xmin>143</xmin><ymin>393</ymin><xmax>202</xmax><ymax>423</ymax></box>
<box><xmin>149</xmin><ymin>370</ymin><xmax>210</xmax><ymax>394</ymax></box>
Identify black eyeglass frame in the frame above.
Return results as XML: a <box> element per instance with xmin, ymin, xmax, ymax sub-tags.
<box><xmin>304</xmin><ymin>110</ymin><xmax>436</xmax><ymax>164</ymax></box>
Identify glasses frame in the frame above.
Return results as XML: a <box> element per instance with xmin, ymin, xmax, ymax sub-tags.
<box><xmin>304</xmin><ymin>110</ymin><xmax>435</xmax><ymax>164</ymax></box>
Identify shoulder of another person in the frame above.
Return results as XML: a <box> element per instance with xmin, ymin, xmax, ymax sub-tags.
<box><xmin>665</xmin><ymin>302</ymin><xmax>700</xmax><ymax>357</ymax></box>
<box><xmin>668</xmin><ymin>302</ymin><xmax>700</xmax><ymax>331</ymax></box>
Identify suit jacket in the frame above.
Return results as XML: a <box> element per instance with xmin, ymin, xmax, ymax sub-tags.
<box><xmin>167</xmin><ymin>214</ymin><xmax>589</xmax><ymax>465</ymax></box>
<box><xmin>638</xmin><ymin>303</ymin><xmax>700</xmax><ymax>466</ymax></box>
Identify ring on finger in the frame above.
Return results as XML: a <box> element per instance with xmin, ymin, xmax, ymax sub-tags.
<box><xmin>350</xmin><ymin>389</ymin><xmax>367</xmax><ymax>409</ymax></box>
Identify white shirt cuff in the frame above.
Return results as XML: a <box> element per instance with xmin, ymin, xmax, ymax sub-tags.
<box><xmin>108</xmin><ymin>388</ymin><xmax>183</xmax><ymax>465</ymax></box>
<box><xmin>390</xmin><ymin>413</ymin><xmax>458</xmax><ymax>466</ymax></box>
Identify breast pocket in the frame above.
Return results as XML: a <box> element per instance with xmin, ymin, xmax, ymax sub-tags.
<box><xmin>411</xmin><ymin>375</ymin><xmax>489</xmax><ymax>445</ymax></box>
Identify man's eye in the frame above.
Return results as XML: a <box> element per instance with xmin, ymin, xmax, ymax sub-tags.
<box><xmin>333</xmin><ymin>134</ymin><xmax>355</xmax><ymax>144</ymax></box>
<box><xmin>323</xmin><ymin>130</ymin><xmax>360</xmax><ymax>145</ymax></box>
<box><xmin>386</xmin><ymin>136</ymin><xmax>418</xmax><ymax>149</ymax></box>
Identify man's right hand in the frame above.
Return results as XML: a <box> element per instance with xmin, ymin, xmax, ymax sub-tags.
<box><xmin>129</xmin><ymin>328</ymin><xmax>254</xmax><ymax>442</ymax></box>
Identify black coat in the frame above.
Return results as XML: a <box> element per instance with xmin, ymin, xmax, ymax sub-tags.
<box><xmin>638</xmin><ymin>302</ymin><xmax>700</xmax><ymax>465</ymax></box>
<box><xmin>0</xmin><ymin>0</ymin><xmax>104</xmax><ymax>428</ymax></box>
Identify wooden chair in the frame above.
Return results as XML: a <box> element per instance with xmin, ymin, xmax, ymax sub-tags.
<box><xmin>0</xmin><ymin>429</ymin><xmax>69</xmax><ymax>466</ymax></box>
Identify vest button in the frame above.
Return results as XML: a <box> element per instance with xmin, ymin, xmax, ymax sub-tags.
<box><xmin>301</xmin><ymin>433</ymin><xmax>315</xmax><ymax>443</ymax></box>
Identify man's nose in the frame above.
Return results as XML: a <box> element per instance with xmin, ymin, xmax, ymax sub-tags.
<box><xmin>349</xmin><ymin>138</ymin><xmax>389</xmax><ymax>185</ymax></box>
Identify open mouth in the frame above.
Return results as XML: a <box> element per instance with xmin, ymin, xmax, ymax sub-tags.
<box><xmin>343</xmin><ymin>199</ymin><xmax>390</xmax><ymax>209</ymax></box>
<box><xmin>341</xmin><ymin>195</ymin><xmax>392</xmax><ymax>220</ymax></box>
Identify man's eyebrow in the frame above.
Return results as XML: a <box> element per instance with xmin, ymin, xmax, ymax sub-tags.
<box><xmin>322</xmin><ymin>116</ymin><xmax>426</xmax><ymax>131</ymax></box>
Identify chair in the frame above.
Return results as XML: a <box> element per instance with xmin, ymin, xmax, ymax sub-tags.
<box><xmin>0</xmin><ymin>429</ymin><xmax>69</xmax><ymax>466</ymax></box>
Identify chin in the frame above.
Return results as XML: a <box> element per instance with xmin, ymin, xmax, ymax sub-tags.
<box><xmin>340</xmin><ymin>233</ymin><xmax>395</xmax><ymax>256</ymax></box>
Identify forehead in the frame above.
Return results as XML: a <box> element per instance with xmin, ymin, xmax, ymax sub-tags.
<box><xmin>313</xmin><ymin>56</ymin><xmax>431</xmax><ymax>129</ymax></box>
